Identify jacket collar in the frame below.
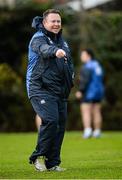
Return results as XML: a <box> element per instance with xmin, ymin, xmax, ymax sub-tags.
<box><xmin>40</xmin><ymin>25</ymin><xmax>62</xmax><ymax>43</ymax></box>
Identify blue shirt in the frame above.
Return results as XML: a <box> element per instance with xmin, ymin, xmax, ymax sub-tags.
<box><xmin>80</xmin><ymin>60</ymin><xmax>104</xmax><ymax>101</ymax></box>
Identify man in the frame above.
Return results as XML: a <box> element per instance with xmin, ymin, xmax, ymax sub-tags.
<box><xmin>26</xmin><ymin>9</ymin><xmax>74</xmax><ymax>171</ymax></box>
<box><xmin>75</xmin><ymin>49</ymin><xmax>104</xmax><ymax>138</ymax></box>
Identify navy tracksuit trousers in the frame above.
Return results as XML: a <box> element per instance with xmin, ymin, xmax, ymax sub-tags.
<box><xmin>29</xmin><ymin>93</ymin><xmax>67</xmax><ymax>169</ymax></box>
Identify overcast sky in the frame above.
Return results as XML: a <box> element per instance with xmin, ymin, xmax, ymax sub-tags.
<box><xmin>68</xmin><ymin>0</ymin><xmax>113</xmax><ymax>11</ymax></box>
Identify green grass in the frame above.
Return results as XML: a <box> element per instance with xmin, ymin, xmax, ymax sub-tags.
<box><xmin>0</xmin><ymin>132</ymin><xmax>122</xmax><ymax>179</ymax></box>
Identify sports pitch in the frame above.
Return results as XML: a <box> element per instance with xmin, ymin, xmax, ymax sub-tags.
<box><xmin>0</xmin><ymin>131</ymin><xmax>122</xmax><ymax>179</ymax></box>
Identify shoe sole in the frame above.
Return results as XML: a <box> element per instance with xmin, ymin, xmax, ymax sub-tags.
<box><xmin>35</xmin><ymin>167</ymin><xmax>47</xmax><ymax>172</ymax></box>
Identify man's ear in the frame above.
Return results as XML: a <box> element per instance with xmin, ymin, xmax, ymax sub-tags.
<box><xmin>42</xmin><ymin>19</ymin><xmax>46</xmax><ymax>26</ymax></box>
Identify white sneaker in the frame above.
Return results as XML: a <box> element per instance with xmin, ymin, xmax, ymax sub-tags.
<box><xmin>83</xmin><ymin>128</ymin><xmax>92</xmax><ymax>139</ymax></box>
<box><xmin>48</xmin><ymin>166</ymin><xmax>66</xmax><ymax>172</ymax></box>
<box><xmin>34</xmin><ymin>158</ymin><xmax>46</xmax><ymax>171</ymax></box>
<box><xmin>93</xmin><ymin>129</ymin><xmax>101</xmax><ymax>138</ymax></box>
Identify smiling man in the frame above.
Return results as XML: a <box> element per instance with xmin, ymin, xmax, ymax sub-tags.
<box><xmin>26</xmin><ymin>9</ymin><xmax>74</xmax><ymax>172</ymax></box>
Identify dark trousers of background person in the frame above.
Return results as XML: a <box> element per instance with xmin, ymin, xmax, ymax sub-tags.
<box><xmin>29</xmin><ymin>93</ymin><xmax>67</xmax><ymax>169</ymax></box>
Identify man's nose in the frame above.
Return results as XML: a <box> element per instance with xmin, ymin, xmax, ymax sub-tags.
<box><xmin>54</xmin><ymin>21</ymin><xmax>60</xmax><ymax>26</ymax></box>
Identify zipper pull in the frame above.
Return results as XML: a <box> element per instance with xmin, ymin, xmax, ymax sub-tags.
<box><xmin>64</xmin><ymin>56</ymin><xmax>67</xmax><ymax>64</ymax></box>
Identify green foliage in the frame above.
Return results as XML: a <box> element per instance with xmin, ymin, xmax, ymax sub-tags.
<box><xmin>0</xmin><ymin>6</ymin><xmax>122</xmax><ymax>131</ymax></box>
<box><xmin>0</xmin><ymin>63</ymin><xmax>21</xmax><ymax>94</ymax></box>
<box><xmin>0</xmin><ymin>63</ymin><xmax>34</xmax><ymax>132</ymax></box>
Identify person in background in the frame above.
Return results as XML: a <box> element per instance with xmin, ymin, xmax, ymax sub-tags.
<box><xmin>75</xmin><ymin>48</ymin><xmax>104</xmax><ymax>139</ymax></box>
<box><xmin>35</xmin><ymin>115</ymin><xmax>41</xmax><ymax>132</ymax></box>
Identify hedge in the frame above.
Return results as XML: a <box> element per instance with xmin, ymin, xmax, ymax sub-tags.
<box><xmin>0</xmin><ymin>6</ymin><xmax>122</xmax><ymax>131</ymax></box>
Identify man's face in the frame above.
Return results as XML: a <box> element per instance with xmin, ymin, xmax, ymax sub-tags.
<box><xmin>43</xmin><ymin>13</ymin><xmax>61</xmax><ymax>34</ymax></box>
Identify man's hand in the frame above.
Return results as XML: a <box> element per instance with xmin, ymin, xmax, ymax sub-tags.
<box><xmin>56</xmin><ymin>49</ymin><xmax>66</xmax><ymax>58</ymax></box>
<box><xmin>75</xmin><ymin>91</ymin><xmax>82</xmax><ymax>99</ymax></box>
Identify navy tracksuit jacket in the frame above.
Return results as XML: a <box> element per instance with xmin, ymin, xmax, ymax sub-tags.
<box><xmin>26</xmin><ymin>16</ymin><xmax>74</xmax><ymax>168</ymax></box>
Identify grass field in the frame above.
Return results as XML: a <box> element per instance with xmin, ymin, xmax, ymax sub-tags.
<box><xmin>0</xmin><ymin>131</ymin><xmax>122</xmax><ymax>179</ymax></box>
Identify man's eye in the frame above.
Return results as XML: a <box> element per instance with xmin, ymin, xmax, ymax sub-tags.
<box><xmin>51</xmin><ymin>20</ymin><xmax>61</xmax><ymax>23</ymax></box>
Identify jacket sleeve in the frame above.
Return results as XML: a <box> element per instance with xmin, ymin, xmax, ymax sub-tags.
<box><xmin>79</xmin><ymin>67</ymin><xmax>92</xmax><ymax>93</ymax></box>
<box><xmin>30</xmin><ymin>36</ymin><xmax>59</xmax><ymax>59</ymax></box>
